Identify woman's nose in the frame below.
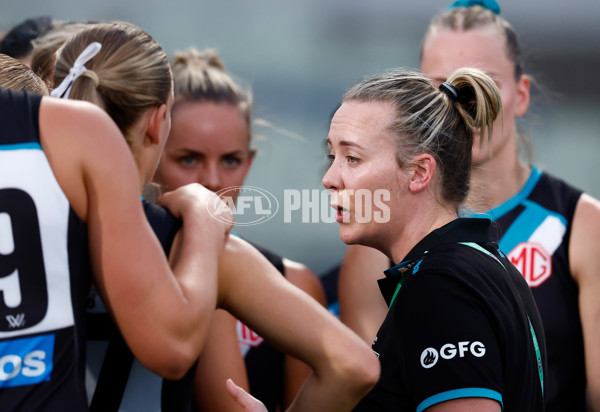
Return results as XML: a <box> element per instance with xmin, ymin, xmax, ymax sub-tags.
<box><xmin>200</xmin><ymin>163</ymin><xmax>221</xmax><ymax>193</ymax></box>
<box><xmin>322</xmin><ymin>161</ymin><xmax>342</xmax><ymax>191</ymax></box>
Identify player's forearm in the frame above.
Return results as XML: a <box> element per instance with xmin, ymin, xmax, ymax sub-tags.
<box><xmin>218</xmin><ymin>236</ymin><xmax>380</xmax><ymax>410</ymax></box>
<box><xmin>156</xmin><ymin>225</ymin><xmax>223</xmax><ymax>365</ymax></box>
<box><xmin>582</xmin><ymin>311</ymin><xmax>600</xmax><ymax>412</ymax></box>
<box><xmin>119</xmin><ymin>223</ymin><xmax>222</xmax><ymax>378</ymax></box>
<box><xmin>286</xmin><ymin>343</ymin><xmax>379</xmax><ymax>412</ymax></box>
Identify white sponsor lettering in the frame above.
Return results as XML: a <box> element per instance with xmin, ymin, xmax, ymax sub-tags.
<box><xmin>21</xmin><ymin>350</ymin><xmax>46</xmax><ymax>377</ymax></box>
<box><xmin>0</xmin><ymin>355</ymin><xmax>21</xmax><ymax>380</ymax></box>
<box><xmin>0</xmin><ymin>350</ymin><xmax>47</xmax><ymax>381</ymax></box>
<box><xmin>440</xmin><ymin>343</ymin><xmax>456</xmax><ymax>359</ymax></box>
<box><xmin>421</xmin><ymin>341</ymin><xmax>486</xmax><ymax>369</ymax></box>
<box><xmin>471</xmin><ymin>341</ymin><xmax>486</xmax><ymax>357</ymax></box>
<box><xmin>458</xmin><ymin>341</ymin><xmax>469</xmax><ymax>357</ymax></box>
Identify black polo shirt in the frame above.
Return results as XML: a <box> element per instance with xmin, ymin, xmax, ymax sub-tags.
<box><xmin>354</xmin><ymin>218</ymin><xmax>546</xmax><ymax>412</ymax></box>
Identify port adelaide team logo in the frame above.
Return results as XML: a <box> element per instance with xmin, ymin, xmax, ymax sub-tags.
<box><xmin>420</xmin><ymin>341</ymin><xmax>486</xmax><ymax>369</ymax></box>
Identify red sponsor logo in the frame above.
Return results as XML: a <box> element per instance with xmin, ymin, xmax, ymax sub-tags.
<box><xmin>236</xmin><ymin>320</ymin><xmax>264</xmax><ymax>347</ymax></box>
<box><xmin>507</xmin><ymin>241</ymin><xmax>552</xmax><ymax>287</ymax></box>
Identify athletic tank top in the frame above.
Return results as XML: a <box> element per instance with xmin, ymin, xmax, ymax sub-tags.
<box><xmin>474</xmin><ymin>166</ymin><xmax>584</xmax><ymax>412</ymax></box>
<box><xmin>86</xmin><ymin>217</ymin><xmax>288</xmax><ymax>411</ymax></box>
<box><xmin>0</xmin><ymin>89</ymin><xmax>91</xmax><ymax>410</ymax></box>
<box><xmin>86</xmin><ymin>201</ymin><xmax>188</xmax><ymax>412</ymax></box>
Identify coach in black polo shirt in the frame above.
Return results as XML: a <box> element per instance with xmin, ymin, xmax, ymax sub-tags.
<box><xmin>322</xmin><ymin>67</ymin><xmax>546</xmax><ymax>412</ymax></box>
<box><xmin>357</xmin><ymin>218</ymin><xmax>545</xmax><ymax>411</ymax></box>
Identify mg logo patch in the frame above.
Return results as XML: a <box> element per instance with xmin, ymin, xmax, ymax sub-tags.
<box><xmin>507</xmin><ymin>241</ymin><xmax>552</xmax><ymax>287</ymax></box>
<box><xmin>236</xmin><ymin>320</ymin><xmax>264</xmax><ymax>348</ymax></box>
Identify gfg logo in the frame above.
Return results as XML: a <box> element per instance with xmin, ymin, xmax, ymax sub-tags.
<box><xmin>421</xmin><ymin>348</ymin><xmax>438</xmax><ymax>368</ymax></box>
<box><xmin>420</xmin><ymin>341</ymin><xmax>486</xmax><ymax>369</ymax></box>
<box><xmin>209</xmin><ymin>186</ymin><xmax>279</xmax><ymax>227</ymax></box>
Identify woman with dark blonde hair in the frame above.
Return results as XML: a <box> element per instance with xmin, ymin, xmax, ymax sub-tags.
<box><xmin>52</xmin><ymin>21</ymin><xmax>378</xmax><ymax>412</ymax></box>
<box><xmin>233</xmin><ymin>65</ymin><xmax>546</xmax><ymax>411</ymax></box>
<box><xmin>338</xmin><ymin>2</ymin><xmax>600</xmax><ymax>411</ymax></box>
<box><xmin>0</xmin><ymin>53</ymin><xmax>48</xmax><ymax>95</ymax></box>
<box><xmin>0</xmin><ymin>56</ymin><xmax>228</xmax><ymax>412</ymax></box>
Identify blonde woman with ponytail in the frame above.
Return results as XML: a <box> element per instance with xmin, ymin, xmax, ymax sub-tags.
<box><xmin>338</xmin><ymin>2</ymin><xmax>600</xmax><ymax>411</ymax></box>
<box><xmin>0</xmin><ymin>33</ymin><xmax>227</xmax><ymax>412</ymax></box>
<box><xmin>53</xmin><ymin>22</ymin><xmax>378</xmax><ymax>412</ymax></box>
<box><xmin>322</xmin><ymin>66</ymin><xmax>547</xmax><ymax>412</ymax></box>
<box><xmin>232</xmin><ymin>66</ymin><xmax>547</xmax><ymax>411</ymax></box>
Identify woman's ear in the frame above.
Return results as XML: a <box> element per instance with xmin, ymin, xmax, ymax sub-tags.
<box><xmin>514</xmin><ymin>75</ymin><xmax>531</xmax><ymax>117</ymax></box>
<box><xmin>407</xmin><ymin>153</ymin><xmax>436</xmax><ymax>193</ymax></box>
<box><xmin>144</xmin><ymin>104</ymin><xmax>168</xmax><ymax>147</ymax></box>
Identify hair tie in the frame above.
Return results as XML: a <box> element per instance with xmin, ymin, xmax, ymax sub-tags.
<box><xmin>439</xmin><ymin>82</ymin><xmax>458</xmax><ymax>101</ymax></box>
<box><xmin>446</xmin><ymin>0</ymin><xmax>501</xmax><ymax>15</ymax></box>
<box><xmin>80</xmin><ymin>70</ymin><xmax>100</xmax><ymax>87</ymax></box>
<box><xmin>51</xmin><ymin>42</ymin><xmax>102</xmax><ymax>99</ymax></box>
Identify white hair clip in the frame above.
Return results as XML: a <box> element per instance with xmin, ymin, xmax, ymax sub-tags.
<box><xmin>50</xmin><ymin>42</ymin><xmax>102</xmax><ymax>99</ymax></box>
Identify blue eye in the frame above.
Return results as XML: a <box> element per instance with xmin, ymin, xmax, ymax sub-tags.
<box><xmin>222</xmin><ymin>156</ymin><xmax>242</xmax><ymax>168</ymax></box>
<box><xmin>179</xmin><ymin>156</ymin><xmax>197</xmax><ymax>166</ymax></box>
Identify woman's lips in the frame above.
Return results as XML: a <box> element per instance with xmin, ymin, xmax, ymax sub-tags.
<box><xmin>333</xmin><ymin>204</ymin><xmax>350</xmax><ymax>223</ymax></box>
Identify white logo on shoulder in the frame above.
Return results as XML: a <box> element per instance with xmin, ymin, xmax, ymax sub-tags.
<box><xmin>421</xmin><ymin>341</ymin><xmax>486</xmax><ymax>369</ymax></box>
<box><xmin>420</xmin><ymin>347</ymin><xmax>438</xmax><ymax>368</ymax></box>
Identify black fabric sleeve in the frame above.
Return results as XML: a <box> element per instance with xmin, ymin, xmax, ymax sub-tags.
<box><xmin>396</xmin><ymin>270</ymin><xmax>504</xmax><ymax>409</ymax></box>
<box><xmin>0</xmin><ymin>88</ymin><xmax>42</xmax><ymax>144</ymax></box>
<box><xmin>142</xmin><ymin>200</ymin><xmax>182</xmax><ymax>255</ymax></box>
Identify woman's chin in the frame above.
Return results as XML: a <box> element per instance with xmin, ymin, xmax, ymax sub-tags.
<box><xmin>471</xmin><ymin>137</ymin><xmax>500</xmax><ymax>165</ymax></box>
<box><xmin>338</xmin><ymin>226</ymin><xmax>357</xmax><ymax>245</ymax></box>
<box><xmin>338</xmin><ymin>225</ymin><xmax>369</xmax><ymax>247</ymax></box>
